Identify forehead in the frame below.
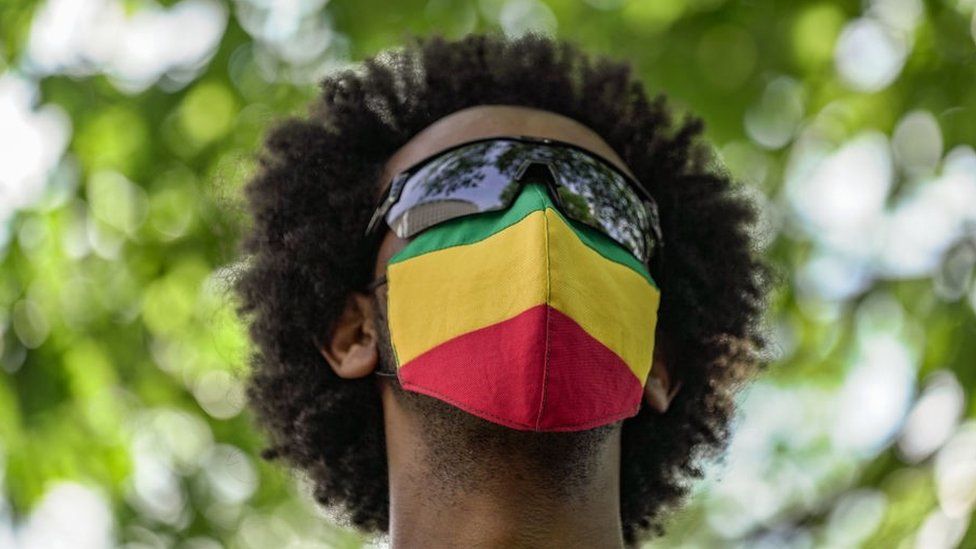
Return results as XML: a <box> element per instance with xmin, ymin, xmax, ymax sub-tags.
<box><xmin>374</xmin><ymin>104</ymin><xmax>635</xmax><ymax>198</ymax></box>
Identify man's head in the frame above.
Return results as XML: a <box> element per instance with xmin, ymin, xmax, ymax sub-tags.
<box><xmin>320</xmin><ymin>103</ymin><xmax>675</xmax><ymax>496</ymax></box>
<box><xmin>235</xmin><ymin>31</ymin><xmax>770</xmax><ymax>546</ymax></box>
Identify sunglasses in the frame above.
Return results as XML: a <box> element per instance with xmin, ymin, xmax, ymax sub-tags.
<box><xmin>364</xmin><ymin>135</ymin><xmax>663</xmax><ymax>288</ymax></box>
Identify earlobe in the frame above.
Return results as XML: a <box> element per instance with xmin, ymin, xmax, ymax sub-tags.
<box><xmin>318</xmin><ymin>292</ymin><xmax>380</xmax><ymax>379</ymax></box>
<box><xmin>644</xmin><ymin>343</ymin><xmax>681</xmax><ymax>413</ymax></box>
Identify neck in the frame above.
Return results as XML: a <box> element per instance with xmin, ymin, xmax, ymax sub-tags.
<box><xmin>380</xmin><ymin>383</ymin><xmax>625</xmax><ymax>549</ymax></box>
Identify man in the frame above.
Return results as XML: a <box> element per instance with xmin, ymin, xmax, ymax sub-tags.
<box><xmin>234</xmin><ymin>31</ymin><xmax>769</xmax><ymax>548</ymax></box>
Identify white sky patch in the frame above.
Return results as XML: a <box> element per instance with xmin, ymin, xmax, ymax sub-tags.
<box><xmin>24</xmin><ymin>0</ymin><xmax>227</xmax><ymax>93</ymax></box>
<box><xmin>834</xmin><ymin>17</ymin><xmax>909</xmax><ymax>93</ymax></box>
<box><xmin>795</xmin><ymin>247</ymin><xmax>874</xmax><ymax>301</ymax></box>
<box><xmin>831</xmin><ymin>333</ymin><xmax>916</xmax><ymax>458</ymax></box>
<box><xmin>869</xmin><ymin>0</ymin><xmax>924</xmax><ymax>36</ymax></box>
<box><xmin>892</xmin><ymin>110</ymin><xmax>943</xmax><ymax>178</ymax></box>
<box><xmin>785</xmin><ymin>131</ymin><xmax>892</xmax><ymax>258</ymax></box>
<box><xmin>0</xmin><ymin>73</ymin><xmax>71</xmax><ymax>227</ymax></box>
<box><xmin>499</xmin><ymin>0</ymin><xmax>558</xmax><ymax>37</ymax></box>
<box><xmin>784</xmin><ymin>113</ymin><xmax>976</xmax><ymax>300</ymax></box>
<box><xmin>201</xmin><ymin>444</ymin><xmax>257</xmax><ymax>505</ymax></box>
<box><xmin>878</xmin><ymin>145</ymin><xmax>976</xmax><ymax>278</ymax></box>
<box><xmin>834</xmin><ymin>0</ymin><xmax>921</xmax><ymax>93</ymax></box>
<box><xmin>234</xmin><ymin>0</ymin><xmax>331</xmax><ymax>54</ymax></box>
<box><xmin>232</xmin><ymin>0</ymin><xmax>353</xmax><ymax>85</ymax></box>
<box><xmin>122</xmin><ymin>408</ymin><xmax>214</xmax><ymax>527</ymax></box>
<box><xmin>702</xmin><ymin>382</ymin><xmax>858</xmax><ymax>539</ymax></box>
<box><xmin>897</xmin><ymin>371</ymin><xmax>965</xmax><ymax>463</ymax></box>
<box><xmin>15</xmin><ymin>482</ymin><xmax>115</xmax><ymax>549</ymax></box>
<box><xmin>745</xmin><ymin>76</ymin><xmax>805</xmax><ymax>150</ymax></box>
<box><xmin>825</xmin><ymin>489</ymin><xmax>888</xmax><ymax>547</ymax></box>
<box><xmin>915</xmin><ymin>508</ymin><xmax>970</xmax><ymax>549</ymax></box>
<box><xmin>935</xmin><ymin>422</ymin><xmax>976</xmax><ymax>519</ymax></box>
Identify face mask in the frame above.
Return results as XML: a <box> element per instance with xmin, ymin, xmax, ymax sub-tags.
<box><xmin>383</xmin><ymin>181</ymin><xmax>661</xmax><ymax>431</ymax></box>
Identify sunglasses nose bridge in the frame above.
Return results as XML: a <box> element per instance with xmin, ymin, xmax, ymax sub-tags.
<box><xmin>515</xmin><ymin>159</ymin><xmax>558</xmax><ymax>186</ymax></box>
<box><xmin>514</xmin><ymin>160</ymin><xmax>569</xmax><ymax>219</ymax></box>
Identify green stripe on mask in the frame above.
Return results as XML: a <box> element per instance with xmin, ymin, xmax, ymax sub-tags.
<box><xmin>388</xmin><ymin>182</ymin><xmax>656</xmax><ymax>288</ymax></box>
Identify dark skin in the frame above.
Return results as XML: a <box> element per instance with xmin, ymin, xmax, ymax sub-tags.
<box><xmin>319</xmin><ymin>105</ymin><xmax>682</xmax><ymax>548</ymax></box>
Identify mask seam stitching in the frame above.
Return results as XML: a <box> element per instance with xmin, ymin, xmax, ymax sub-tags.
<box><xmin>534</xmin><ymin>185</ymin><xmax>552</xmax><ymax>430</ymax></box>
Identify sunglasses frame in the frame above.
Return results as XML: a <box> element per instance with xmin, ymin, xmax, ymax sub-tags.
<box><xmin>362</xmin><ymin>135</ymin><xmax>664</xmax><ymax>289</ymax></box>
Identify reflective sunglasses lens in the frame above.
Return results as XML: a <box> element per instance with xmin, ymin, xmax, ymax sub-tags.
<box><xmin>382</xmin><ymin>138</ymin><xmax>658</xmax><ymax>264</ymax></box>
<box><xmin>548</xmin><ymin>150</ymin><xmax>652</xmax><ymax>263</ymax></box>
<box><xmin>385</xmin><ymin>140</ymin><xmax>525</xmax><ymax>238</ymax></box>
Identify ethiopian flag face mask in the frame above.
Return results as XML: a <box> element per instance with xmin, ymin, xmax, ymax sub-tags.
<box><xmin>383</xmin><ymin>181</ymin><xmax>661</xmax><ymax>432</ymax></box>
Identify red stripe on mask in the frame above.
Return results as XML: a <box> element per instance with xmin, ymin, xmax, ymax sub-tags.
<box><xmin>397</xmin><ymin>303</ymin><xmax>643</xmax><ymax>431</ymax></box>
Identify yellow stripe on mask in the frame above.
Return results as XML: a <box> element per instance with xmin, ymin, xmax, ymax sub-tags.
<box><xmin>386</xmin><ymin>206</ymin><xmax>660</xmax><ymax>383</ymax></box>
<box><xmin>545</xmin><ymin>207</ymin><xmax>660</xmax><ymax>383</ymax></box>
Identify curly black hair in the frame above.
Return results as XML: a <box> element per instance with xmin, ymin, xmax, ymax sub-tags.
<box><xmin>233</xmin><ymin>30</ymin><xmax>771</xmax><ymax>547</ymax></box>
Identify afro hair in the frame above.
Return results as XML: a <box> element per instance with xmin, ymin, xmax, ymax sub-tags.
<box><xmin>233</xmin><ymin>30</ymin><xmax>772</xmax><ymax>547</ymax></box>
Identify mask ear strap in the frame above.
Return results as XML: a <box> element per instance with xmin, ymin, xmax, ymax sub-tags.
<box><xmin>364</xmin><ymin>274</ymin><xmax>395</xmax><ymax>378</ymax></box>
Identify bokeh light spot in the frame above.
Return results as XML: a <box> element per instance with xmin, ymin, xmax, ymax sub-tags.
<box><xmin>834</xmin><ymin>17</ymin><xmax>908</xmax><ymax>92</ymax></box>
<box><xmin>792</xmin><ymin>4</ymin><xmax>847</xmax><ymax>68</ymax></box>
<box><xmin>179</xmin><ymin>81</ymin><xmax>238</xmax><ymax>147</ymax></box>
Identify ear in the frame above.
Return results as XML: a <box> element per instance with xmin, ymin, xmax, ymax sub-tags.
<box><xmin>644</xmin><ymin>343</ymin><xmax>682</xmax><ymax>413</ymax></box>
<box><xmin>318</xmin><ymin>292</ymin><xmax>379</xmax><ymax>379</ymax></box>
